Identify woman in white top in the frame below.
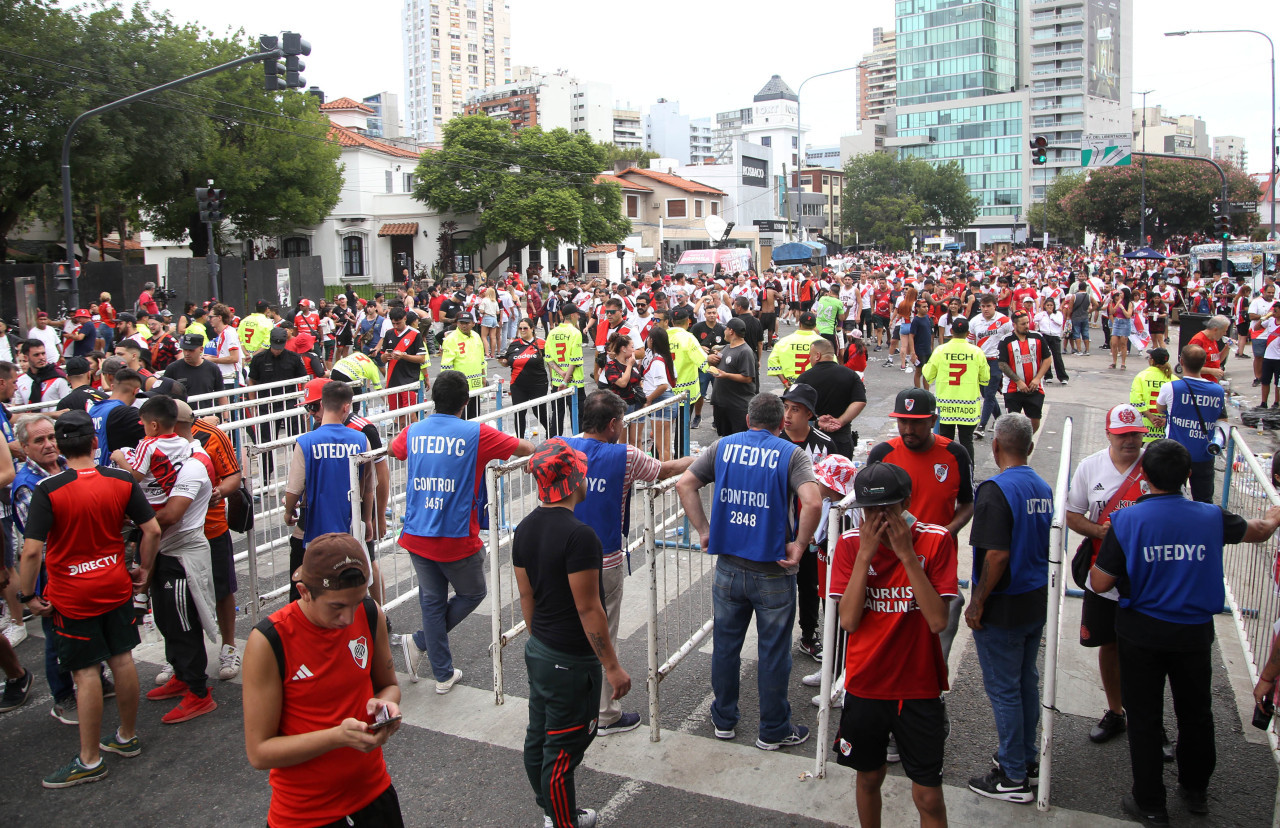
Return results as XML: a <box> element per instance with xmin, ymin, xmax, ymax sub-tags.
<box><xmin>936</xmin><ymin>297</ymin><xmax>964</xmax><ymax>346</ymax></box>
<box><xmin>641</xmin><ymin>328</ymin><xmax>677</xmax><ymax>462</ymax></box>
<box><xmin>479</xmin><ymin>287</ymin><xmax>500</xmax><ymax>358</ymax></box>
<box><xmin>1034</xmin><ymin>296</ymin><xmax>1069</xmax><ymax>385</ymax></box>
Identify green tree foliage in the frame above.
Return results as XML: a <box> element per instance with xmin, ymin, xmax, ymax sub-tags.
<box><xmin>0</xmin><ymin>1</ymin><xmax>341</xmax><ymax>259</ymax></box>
<box><xmin>840</xmin><ymin>153</ymin><xmax>978</xmax><ymax>249</ymax></box>
<box><xmin>413</xmin><ymin>116</ymin><xmax>631</xmax><ymax>273</ymax></box>
<box><xmin>1059</xmin><ymin>158</ymin><xmax>1260</xmax><ymax>242</ymax></box>
<box><xmin>602</xmin><ymin>144</ymin><xmax>659</xmax><ymax>169</ymax></box>
<box><xmin>1024</xmin><ymin>170</ymin><xmax>1086</xmax><ymax>243</ymax></box>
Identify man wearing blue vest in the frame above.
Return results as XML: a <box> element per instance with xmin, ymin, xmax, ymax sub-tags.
<box><xmin>964</xmin><ymin>413</ymin><xmax>1053</xmax><ymax>805</ymax></box>
<box><xmin>283</xmin><ymin>380</ymin><xmax>374</xmax><ymax>602</ymax></box>
<box><xmin>89</xmin><ymin>366</ymin><xmax>143</xmax><ymax>467</ymax></box>
<box><xmin>563</xmin><ymin>391</ymin><xmax>693</xmax><ymax>736</ymax></box>
<box><xmin>677</xmin><ymin>392</ymin><xmax>822</xmax><ymax>750</ymax></box>
<box><xmin>392</xmin><ymin>370</ymin><xmax>534</xmax><ymax>693</ymax></box>
<box><xmin>1091</xmin><ymin>438</ymin><xmax>1280</xmax><ymax>823</ymax></box>
<box><xmin>1156</xmin><ymin>344</ymin><xmax>1227</xmax><ymax>503</ymax></box>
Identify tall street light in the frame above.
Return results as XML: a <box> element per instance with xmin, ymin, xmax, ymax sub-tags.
<box><xmin>793</xmin><ymin>66</ymin><xmax>860</xmax><ymax>244</ymax></box>
<box><xmin>1136</xmin><ymin>89</ymin><xmax>1155</xmax><ymax>244</ymax></box>
<box><xmin>1166</xmin><ymin>29</ymin><xmax>1276</xmax><ymax>243</ymax></box>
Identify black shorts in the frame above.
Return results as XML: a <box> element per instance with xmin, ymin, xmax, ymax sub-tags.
<box><xmin>760</xmin><ymin>312</ymin><xmax>777</xmax><ymax>332</ymax></box>
<box><xmin>308</xmin><ymin>783</ymin><xmax>404</xmax><ymax>828</ymax></box>
<box><xmin>209</xmin><ymin>531</ymin><xmax>238</xmax><ymax>600</ymax></box>
<box><xmin>1263</xmin><ymin>358</ymin><xmax>1280</xmax><ymax>387</ymax></box>
<box><xmin>53</xmin><ymin>601</ymin><xmax>140</xmax><ymax>673</ymax></box>
<box><xmin>834</xmin><ymin>693</ymin><xmax>946</xmax><ymax>787</ymax></box>
<box><xmin>1003</xmin><ymin>390</ymin><xmax>1045</xmax><ymax>420</ymax></box>
<box><xmin>366</xmin><ymin>537</ymin><xmax>378</xmax><ymax>563</ymax></box>
<box><xmin>860</xmin><ymin>308</ymin><xmax>873</xmax><ymax>325</ymax></box>
<box><xmin>1080</xmin><ymin>588</ymin><xmax>1118</xmax><ymax>647</ymax></box>
<box><xmin>337</xmin><ymin>327</ymin><xmax>354</xmax><ymax>347</ymax></box>
<box><xmin>872</xmin><ymin>314</ymin><xmax>890</xmax><ymax>330</ymax></box>
<box><xmin>801</xmin><ymin>300</ymin><xmax>814</xmax><ymax>312</ymax></box>
<box><xmin>330</xmin><ymin>368</ymin><xmax>353</xmax><ymax>385</ymax></box>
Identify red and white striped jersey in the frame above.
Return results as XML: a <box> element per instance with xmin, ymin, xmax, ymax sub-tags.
<box><xmin>997</xmin><ymin>331</ymin><xmax>1048</xmax><ymax>394</ymax></box>
<box><xmin>968</xmin><ymin>312</ymin><xmax>1012</xmax><ymax>358</ymax></box>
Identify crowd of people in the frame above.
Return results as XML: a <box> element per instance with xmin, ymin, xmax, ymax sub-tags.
<box><xmin>0</xmin><ymin>243</ymin><xmax>1277</xmax><ymax>827</ymax></box>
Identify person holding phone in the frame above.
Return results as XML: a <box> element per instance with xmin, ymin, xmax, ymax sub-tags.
<box><xmin>243</xmin><ymin>533</ymin><xmax>404</xmax><ymax>828</ymax></box>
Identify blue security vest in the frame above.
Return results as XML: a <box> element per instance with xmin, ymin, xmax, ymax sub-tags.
<box><xmin>1165</xmin><ymin>377</ymin><xmax>1225</xmax><ymax>463</ymax></box>
<box><xmin>401</xmin><ymin>413</ymin><xmax>481</xmax><ymax>540</ymax></box>
<box><xmin>89</xmin><ymin>398</ymin><xmax>124</xmax><ymax>466</ymax></box>
<box><xmin>973</xmin><ymin>465</ymin><xmax>1053</xmax><ymax>596</ymax></box>
<box><xmin>11</xmin><ymin>463</ymin><xmax>45</xmax><ymax>535</ymax></box>
<box><xmin>1110</xmin><ymin>493</ymin><xmax>1225</xmax><ymax>626</ymax></box>
<box><xmin>296</xmin><ymin>424</ymin><xmax>369</xmax><ymax>544</ymax></box>
<box><xmin>563</xmin><ymin>436</ymin><xmax>630</xmax><ymax>554</ymax></box>
<box><xmin>710</xmin><ymin>428</ymin><xmax>798</xmax><ymax>562</ymax></box>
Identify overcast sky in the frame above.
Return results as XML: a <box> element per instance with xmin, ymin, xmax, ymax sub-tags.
<box><xmin>87</xmin><ymin>0</ymin><xmax>1279</xmax><ymax>176</ymax></box>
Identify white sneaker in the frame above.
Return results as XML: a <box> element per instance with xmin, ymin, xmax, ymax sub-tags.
<box><xmin>436</xmin><ymin>667</ymin><xmax>463</xmax><ymax>695</ymax></box>
<box><xmin>154</xmin><ymin>662</ymin><xmax>174</xmax><ymax>686</ymax></box>
<box><xmin>801</xmin><ymin>670</ymin><xmax>822</xmax><ymax>687</ymax></box>
<box><xmin>811</xmin><ymin>691</ymin><xmax>844</xmax><ymax>709</ymax></box>
<box><xmin>3</xmin><ymin>621</ymin><xmax>27</xmax><ymax>647</ymax></box>
<box><xmin>401</xmin><ymin>635</ymin><xmax>425</xmax><ymax>683</ymax></box>
<box><xmin>544</xmin><ymin>808</ymin><xmax>597</xmax><ymax>828</ymax></box>
<box><xmin>218</xmin><ymin>644</ymin><xmax>241</xmax><ymax>680</ymax></box>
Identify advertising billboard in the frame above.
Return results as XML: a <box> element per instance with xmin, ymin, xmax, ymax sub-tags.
<box><xmin>741</xmin><ymin>156</ymin><xmax>768</xmax><ymax>188</ymax></box>
<box><xmin>1087</xmin><ymin>0</ymin><xmax>1121</xmax><ymax>101</ymax></box>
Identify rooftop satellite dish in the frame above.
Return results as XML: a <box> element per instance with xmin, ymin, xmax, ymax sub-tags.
<box><xmin>704</xmin><ymin>214</ymin><xmax>728</xmax><ymax>243</ymax></box>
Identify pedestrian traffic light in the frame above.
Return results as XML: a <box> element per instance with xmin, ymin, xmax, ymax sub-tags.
<box><xmin>1214</xmin><ymin>213</ymin><xmax>1231</xmax><ymax>240</ymax></box>
<box><xmin>1029</xmin><ymin>136</ymin><xmax>1048</xmax><ymax>166</ymax></box>
<box><xmin>260</xmin><ymin>35</ymin><xmax>286</xmax><ymax>91</ymax></box>
<box><xmin>197</xmin><ymin>186</ymin><xmax>225</xmax><ymax>223</ymax></box>
<box><xmin>282</xmin><ymin>32</ymin><xmax>310</xmax><ymax>89</ymax></box>
<box><xmin>616</xmin><ymin>244</ymin><xmax>625</xmax><ymax>259</ymax></box>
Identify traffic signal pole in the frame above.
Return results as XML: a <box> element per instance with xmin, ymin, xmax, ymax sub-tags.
<box><xmin>59</xmin><ymin>48</ymin><xmax>283</xmax><ymax>309</ymax></box>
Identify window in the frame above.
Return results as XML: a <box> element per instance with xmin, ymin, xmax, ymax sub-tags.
<box><xmin>385</xmin><ymin>170</ymin><xmax>393</xmax><ymax>193</ymax></box>
<box><xmin>626</xmin><ymin>195</ymin><xmax>639</xmax><ymax>218</ymax></box>
<box><xmin>342</xmin><ymin>236</ymin><xmax>364</xmax><ymax>277</ymax></box>
<box><xmin>710</xmin><ymin>202</ymin><xmax>719</xmax><ymax>216</ymax></box>
<box><xmin>667</xmin><ymin>199</ymin><xmax>687</xmax><ymax>218</ymax></box>
<box><xmin>822</xmin><ymin>175</ymin><xmax>830</xmax><ymax>186</ymax></box>
<box><xmin>760</xmin><ymin>136</ymin><xmax>772</xmax><ymax>147</ymax></box>
<box><xmin>694</xmin><ymin>200</ymin><xmax>703</xmax><ymax>218</ymax></box>
<box><xmin>281</xmin><ymin>237</ymin><xmax>310</xmax><ymax>258</ymax></box>
<box><xmin>403</xmin><ymin>173</ymin><xmax>416</xmax><ymax>192</ymax></box>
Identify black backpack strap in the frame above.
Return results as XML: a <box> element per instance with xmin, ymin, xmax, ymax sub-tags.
<box><xmin>254</xmin><ymin>617</ymin><xmax>287</xmax><ymax>682</ymax></box>
<box><xmin>363</xmin><ymin>597</ymin><xmax>379</xmax><ymax>649</ymax></box>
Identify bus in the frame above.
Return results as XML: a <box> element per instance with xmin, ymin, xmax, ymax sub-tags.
<box><xmin>1189</xmin><ymin>241</ymin><xmax>1280</xmax><ymax>291</ymax></box>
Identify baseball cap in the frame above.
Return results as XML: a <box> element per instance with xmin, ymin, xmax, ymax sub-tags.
<box><xmin>256</xmin><ymin>300</ymin><xmax>270</xmax><ymax>312</ymax></box>
<box><xmin>36</xmin><ymin>311</ymin><xmax>49</xmax><ymax>320</ymax></box>
<box><xmin>456</xmin><ymin>312</ymin><xmax>474</xmax><ymax>323</ymax></box>
<box><xmin>814</xmin><ymin>454</ymin><xmax>859</xmax><ymax>497</ymax></box>
<box><xmin>174</xmin><ymin>399</ymin><xmax>195</xmax><ymax>425</ymax></box>
<box><xmin>528</xmin><ymin>438</ymin><xmax>587</xmax><ymax>504</ymax></box>
<box><xmin>725</xmin><ymin>317</ymin><xmax>746</xmax><ymax>334</ymax></box>
<box><xmin>73</xmin><ymin>308</ymin><xmax>90</xmax><ymax>319</ymax></box>
<box><xmin>116</xmin><ymin>312</ymin><xmax>136</xmax><ymax>324</ymax></box>
<box><xmin>1106</xmin><ymin>403</ymin><xmax>1148</xmax><ymax>435</ymax></box>
<box><xmin>293</xmin><ymin>533</ymin><xmax>370</xmax><ymax>589</ymax></box>
<box><xmin>889</xmin><ymin>387</ymin><xmax>936</xmax><ymax>419</ymax></box>
<box><xmin>300</xmin><ymin>377</ymin><xmax>330</xmax><ymax>406</ymax></box>
<box><xmin>269</xmin><ymin>327</ymin><xmax>289</xmax><ymax>346</ymax></box>
<box><xmin>561</xmin><ymin>303</ymin><xmax>581</xmax><ymax>318</ymax></box>
<box><xmin>671</xmin><ymin>305</ymin><xmax>694</xmax><ymax>323</ymax></box>
<box><xmin>179</xmin><ymin>333</ymin><xmax>204</xmax><ymax>350</ymax></box>
<box><xmin>798</xmin><ymin>311</ymin><xmax>817</xmax><ymax>328</ymax></box>
<box><xmin>63</xmin><ymin>356</ymin><xmax>91</xmax><ymax>377</ymax></box>
<box><xmin>160</xmin><ymin>309</ymin><xmax>172</xmax><ymax>319</ymax></box>
<box><xmin>781</xmin><ymin>382</ymin><xmax>819</xmax><ymax>415</ymax></box>
<box><xmin>850</xmin><ymin>461</ymin><xmax>913</xmax><ymax>508</ymax></box>
<box><xmin>54</xmin><ymin>410</ymin><xmax>94</xmax><ymax>440</ymax></box>
<box><xmin>191</xmin><ymin>307</ymin><xmax>206</xmax><ymax>318</ymax></box>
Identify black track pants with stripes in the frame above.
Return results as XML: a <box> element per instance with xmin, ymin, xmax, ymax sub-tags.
<box><xmin>154</xmin><ymin>554</ymin><xmax>210</xmax><ymax>696</ymax></box>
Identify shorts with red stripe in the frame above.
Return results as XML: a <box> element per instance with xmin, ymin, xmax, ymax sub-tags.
<box><xmin>523</xmin><ymin>634</ymin><xmax>602</xmax><ymax>828</ymax></box>
<box><xmin>52</xmin><ymin>600</ymin><xmax>139</xmax><ymax>673</ymax></box>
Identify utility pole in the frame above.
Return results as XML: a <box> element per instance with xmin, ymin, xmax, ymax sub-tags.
<box><xmin>1136</xmin><ymin>89</ymin><xmax>1155</xmax><ymax>245</ymax></box>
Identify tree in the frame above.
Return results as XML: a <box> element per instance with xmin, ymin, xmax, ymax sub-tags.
<box><xmin>840</xmin><ymin>153</ymin><xmax>977</xmax><ymax>249</ymax></box>
<box><xmin>602</xmin><ymin>144</ymin><xmax>658</xmax><ymax>169</ymax></box>
<box><xmin>413</xmin><ymin>116</ymin><xmax>630</xmax><ymax>274</ymax></box>
<box><xmin>1024</xmin><ymin>170</ymin><xmax>1086</xmax><ymax>243</ymax></box>
<box><xmin>1059</xmin><ymin>158</ymin><xmax>1260</xmax><ymax>242</ymax></box>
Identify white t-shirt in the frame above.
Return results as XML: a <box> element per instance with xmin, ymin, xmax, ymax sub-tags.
<box><xmin>212</xmin><ymin>326</ymin><xmax>241</xmax><ymax>383</ymax></box>
<box><xmin>1249</xmin><ymin>297</ymin><xmax>1277</xmax><ymax>333</ymax></box>
<box><xmin>1259</xmin><ymin>318</ymin><xmax>1280</xmax><ymax>360</ymax></box>
<box><xmin>27</xmin><ymin>325</ymin><xmax>61</xmax><ymax>357</ymax></box>
<box><xmin>839</xmin><ymin>286</ymin><xmax>860</xmax><ymax>314</ymax></box>
<box><xmin>641</xmin><ymin>354</ymin><xmax>671</xmax><ymax>397</ymax></box>
<box><xmin>715</xmin><ymin>304</ymin><xmax>733</xmax><ymax>327</ymax></box>
<box><xmin>1035</xmin><ymin>310</ymin><xmax>1065</xmax><ymax>338</ymax></box>
<box><xmin>1066</xmin><ymin>447</ymin><xmax>1143</xmax><ymax>598</ymax></box>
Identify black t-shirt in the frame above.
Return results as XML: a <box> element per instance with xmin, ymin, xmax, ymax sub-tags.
<box><xmin>691</xmin><ymin>321</ymin><xmax>725</xmax><ymax>352</ymax></box>
<box><xmin>164</xmin><ymin>359</ymin><xmax>227</xmax><ymax>400</ymax></box>
<box><xmin>502</xmin><ymin>338</ymin><xmax>548</xmax><ymax>392</ymax></box>
<box><xmin>105</xmin><ymin>403</ymin><xmax>144</xmax><ymax>456</ymax></box>
<box><xmin>969</xmin><ymin>481</ymin><xmax>1046</xmax><ymax>628</ymax></box>
<box><xmin>734</xmin><ymin>312</ymin><xmax>763</xmax><ymax>356</ymax></box>
<box><xmin>794</xmin><ymin>361</ymin><xmax>867</xmax><ymax>441</ymax></box>
<box><xmin>381</xmin><ymin>327</ymin><xmax>424</xmax><ymax>387</ymax></box>
<box><xmin>56</xmin><ymin>385</ymin><xmax>105</xmax><ymax>414</ymax></box>
<box><xmin>438</xmin><ymin>298</ymin><xmax>462</xmax><ymax>323</ymax></box>
<box><xmin>511</xmin><ymin>506</ymin><xmax>604</xmax><ymax>657</ymax></box>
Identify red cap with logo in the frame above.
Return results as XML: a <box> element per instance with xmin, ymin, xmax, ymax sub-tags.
<box><xmin>1105</xmin><ymin>404</ymin><xmax>1147</xmax><ymax>435</ymax></box>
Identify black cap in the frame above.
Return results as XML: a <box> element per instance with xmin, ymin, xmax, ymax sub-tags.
<box><xmin>798</xmin><ymin>311</ymin><xmax>817</xmax><ymax>328</ymax></box>
<box><xmin>180</xmin><ymin>333</ymin><xmax>205</xmax><ymax>350</ymax></box>
<box><xmin>890</xmin><ymin>387</ymin><xmax>936</xmax><ymax>419</ymax></box>
<box><xmin>671</xmin><ymin>305</ymin><xmax>694</xmax><ymax>323</ymax></box>
<box><xmin>116</xmin><ymin>312</ymin><xmax>136</xmax><ymax>324</ymax></box>
<box><xmin>781</xmin><ymin>382</ymin><xmax>818</xmax><ymax>414</ymax></box>
<box><xmin>561</xmin><ymin>303</ymin><xmax>581</xmax><ymax>317</ymax></box>
<box><xmin>191</xmin><ymin>307</ymin><xmax>207</xmax><ymax>318</ymax></box>
<box><xmin>257</xmin><ymin>300</ymin><xmax>270</xmax><ymax>311</ymax></box>
<box><xmin>63</xmin><ymin>356</ymin><xmax>91</xmax><ymax>377</ymax></box>
<box><xmin>850</xmin><ymin>462</ymin><xmax>912</xmax><ymax>508</ymax></box>
<box><xmin>455</xmin><ymin>312</ymin><xmax>473</xmax><ymax>323</ymax></box>
<box><xmin>54</xmin><ymin>410</ymin><xmax>94</xmax><ymax>440</ymax></box>
<box><xmin>724</xmin><ymin>317</ymin><xmax>746</xmax><ymax>334</ymax></box>
<box><xmin>269</xmin><ymin>327</ymin><xmax>289</xmax><ymax>346</ymax></box>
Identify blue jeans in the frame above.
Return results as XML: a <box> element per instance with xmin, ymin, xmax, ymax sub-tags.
<box><xmin>980</xmin><ymin>357</ymin><xmax>1003</xmax><ymax>429</ymax></box>
<box><xmin>42</xmin><ymin>615</ymin><xmax>74</xmax><ymax>702</ymax></box>
<box><xmin>971</xmin><ymin>619</ymin><xmax>1045</xmax><ymax>782</ymax></box>
<box><xmin>410</xmin><ymin>550</ymin><xmax>488</xmax><ymax>682</ymax></box>
<box><xmin>709</xmin><ymin>555</ymin><xmax>797</xmax><ymax>742</ymax></box>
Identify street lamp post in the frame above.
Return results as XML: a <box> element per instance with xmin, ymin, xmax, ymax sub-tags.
<box><xmin>794</xmin><ymin>66</ymin><xmax>860</xmax><ymax>244</ymax></box>
<box><xmin>1136</xmin><ymin>89</ymin><xmax>1155</xmax><ymax>244</ymax></box>
<box><xmin>1166</xmin><ymin>29</ymin><xmax>1276</xmax><ymax>242</ymax></box>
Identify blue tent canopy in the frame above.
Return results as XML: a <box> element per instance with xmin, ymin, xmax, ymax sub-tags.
<box><xmin>772</xmin><ymin>241</ymin><xmax>826</xmax><ymax>263</ymax></box>
<box><xmin>1122</xmin><ymin>246</ymin><xmax>1167</xmax><ymax>260</ymax></box>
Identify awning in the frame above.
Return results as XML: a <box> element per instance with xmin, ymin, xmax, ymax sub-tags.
<box><xmin>1122</xmin><ymin>246</ymin><xmax>1167</xmax><ymax>260</ymax></box>
<box><xmin>771</xmin><ymin>241</ymin><xmax>827</xmax><ymax>263</ymax></box>
<box><xmin>378</xmin><ymin>222</ymin><xmax>420</xmax><ymax>237</ymax></box>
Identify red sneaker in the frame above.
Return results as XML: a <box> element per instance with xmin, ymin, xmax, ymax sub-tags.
<box><xmin>146</xmin><ymin>677</ymin><xmax>189</xmax><ymax>701</ymax></box>
<box><xmin>162</xmin><ymin>690</ymin><xmax>217</xmax><ymax>724</ymax></box>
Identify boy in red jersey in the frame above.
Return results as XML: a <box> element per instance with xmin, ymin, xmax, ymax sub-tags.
<box><xmin>242</xmin><ymin>533</ymin><xmax>403</xmax><ymax>828</ymax></box>
<box><xmin>830</xmin><ymin>462</ymin><xmax>956</xmax><ymax>828</ymax></box>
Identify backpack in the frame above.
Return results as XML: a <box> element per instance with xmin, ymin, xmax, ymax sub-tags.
<box><xmin>254</xmin><ymin>597</ymin><xmax>379</xmax><ymax>680</ymax></box>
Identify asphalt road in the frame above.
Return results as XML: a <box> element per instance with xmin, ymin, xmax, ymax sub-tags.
<box><xmin>2</xmin><ymin>319</ymin><xmax>1277</xmax><ymax>827</ymax></box>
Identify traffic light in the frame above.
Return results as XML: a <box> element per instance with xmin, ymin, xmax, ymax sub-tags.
<box><xmin>52</xmin><ymin>262</ymin><xmax>73</xmax><ymax>294</ymax></box>
<box><xmin>1029</xmin><ymin>136</ymin><xmax>1048</xmax><ymax>166</ymax></box>
<box><xmin>197</xmin><ymin>186</ymin><xmax>225</xmax><ymax>223</ymax></box>
<box><xmin>260</xmin><ymin>35</ymin><xmax>286</xmax><ymax>91</ymax></box>
<box><xmin>282</xmin><ymin>32</ymin><xmax>310</xmax><ymax>89</ymax></box>
<box><xmin>1214</xmin><ymin>212</ymin><xmax>1231</xmax><ymax>240</ymax></box>
<box><xmin>616</xmin><ymin>244</ymin><xmax>625</xmax><ymax>259</ymax></box>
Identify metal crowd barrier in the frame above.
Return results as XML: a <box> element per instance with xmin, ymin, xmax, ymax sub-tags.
<box><xmin>1219</xmin><ymin>427</ymin><xmax>1280</xmax><ymax>770</ymax></box>
<box><xmin>1037</xmin><ymin>416</ymin><xmax>1073</xmax><ymax>811</ymax></box>
<box><xmin>812</xmin><ymin>493</ymin><xmax>858</xmax><ymax>779</ymax></box>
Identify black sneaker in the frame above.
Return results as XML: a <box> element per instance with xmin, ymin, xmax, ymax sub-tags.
<box><xmin>1121</xmin><ymin>792</ymin><xmax>1169</xmax><ymax>825</ymax></box>
<box><xmin>886</xmin><ymin>734</ymin><xmax>900</xmax><ymax>763</ymax></box>
<box><xmin>991</xmin><ymin>752</ymin><xmax>1040</xmax><ymax>786</ymax></box>
<box><xmin>968</xmin><ymin>766</ymin><xmax>1033</xmax><ymax>803</ymax></box>
<box><xmin>690</xmin><ymin>415</ymin><xmax>702</xmax><ymax>429</ymax></box>
<box><xmin>1178</xmin><ymin>786</ymin><xmax>1208</xmax><ymax>815</ymax></box>
<box><xmin>1090</xmin><ymin>709</ymin><xmax>1126</xmax><ymax>743</ymax></box>
<box><xmin>0</xmin><ymin>668</ymin><xmax>33</xmax><ymax>713</ymax></box>
<box><xmin>797</xmin><ymin>636</ymin><xmax>823</xmax><ymax>662</ymax></box>
<box><xmin>597</xmin><ymin>711</ymin><xmax>641</xmax><ymax>736</ymax></box>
